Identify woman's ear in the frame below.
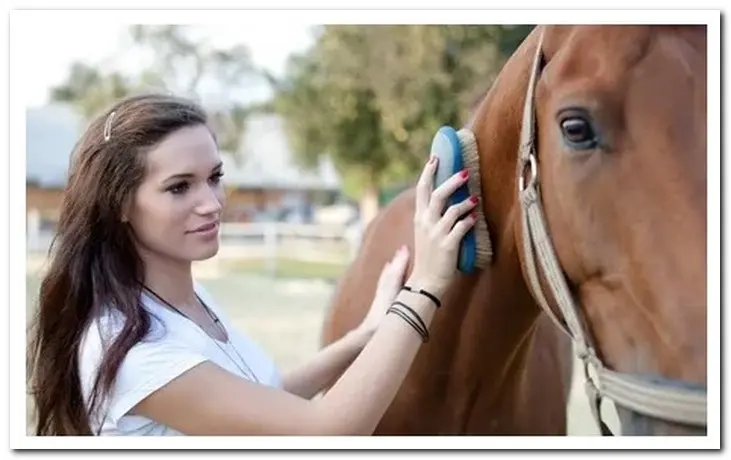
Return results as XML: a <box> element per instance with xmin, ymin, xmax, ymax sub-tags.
<box><xmin>121</xmin><ymin>197</ymin><xmax>132</xmax><ymax>223</ymax></box>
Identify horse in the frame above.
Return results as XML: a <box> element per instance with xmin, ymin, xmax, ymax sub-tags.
<box><xmin>320</xmin><ymin>25</ymin><xmax>707</xmax><ymax>436</ymax></box>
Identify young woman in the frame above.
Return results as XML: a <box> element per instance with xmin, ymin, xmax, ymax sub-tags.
<box><xmin>27</xmin><ymin>93</ymin><xmax>479</xmax><ymax>436</ymax></box>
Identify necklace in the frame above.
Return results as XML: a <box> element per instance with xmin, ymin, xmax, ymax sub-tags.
<box><xmin>142</xmin><ymin>285</ymin><xmax>261</xmax><ymax>384</ymax></box>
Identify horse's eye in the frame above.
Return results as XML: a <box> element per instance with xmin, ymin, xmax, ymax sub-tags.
<box><xmin>559</xmin><ymin>116</ymin><xmax>599</xmax><ymax>150</ymax></box>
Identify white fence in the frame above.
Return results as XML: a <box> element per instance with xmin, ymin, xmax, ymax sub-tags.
<box><xmin>26</xmin><ymin>220</ymin><xmax>364</xmax><ymax>279</ymax></box>
<box><xmin>208</xmin><ymin>222</ymin><xmax>362</xmax><ymax>276</ymax></box>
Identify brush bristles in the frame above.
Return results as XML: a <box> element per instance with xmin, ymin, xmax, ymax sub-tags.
<box><xmin>457</xmin><ymin>129</ymin><xmax>493</xmax><ymax>268</ymax></box>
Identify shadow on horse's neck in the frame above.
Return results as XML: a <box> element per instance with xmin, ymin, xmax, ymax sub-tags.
<box><xmin>412</xmin><ymin>29</ymin><xmax>551</xmax><ymax>429</ymax></box>
<box><xmin>455</xmin><ymin>26</ymin><xmax>546</xmax><ymax>358</ymax></box>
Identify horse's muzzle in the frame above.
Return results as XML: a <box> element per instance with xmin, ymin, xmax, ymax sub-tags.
<box><xmin>615</xmin><ymin>375</ymin><xmax>707</xmax><ymax>436</ymax></box>
<box><xmin>617</xmin><ymin>406</ymin><xmax>707</xmax><ymax>436</ymax></box>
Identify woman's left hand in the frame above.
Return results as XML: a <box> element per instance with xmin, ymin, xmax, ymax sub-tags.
<box><xmin>358</xmin><ymin>245</ymin><xmax>411</xmax><ymax>334</ymax></box>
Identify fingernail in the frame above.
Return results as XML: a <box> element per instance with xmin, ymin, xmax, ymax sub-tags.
<box><xmin>460</xmin><ymin>169</ymin><xmax>469</xmax><ymax>179</ymax></box>
<box><xmin>470</xmin><ymin>195</ymin><xmax>479</xmax><ymax>204</ymax></box>
<box><xmin>471</xmin><ymin>211</ymin><xmax>478</xmax><ymax>220</ymax></box>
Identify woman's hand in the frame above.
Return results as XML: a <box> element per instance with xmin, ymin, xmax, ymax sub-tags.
<box><xmin>408</xmin><ymin>156</ymin><xmax>478</xmax><ymax>295</ymax></box>
<box><xmin>359</xmin><ymin>245</ymin><xmax>411</xmax><ymax>334</ymax></box>
<box><xmin>355</xmin><ymin>155</ymin><xmax>477</xmax><ymax>334</ymax></box>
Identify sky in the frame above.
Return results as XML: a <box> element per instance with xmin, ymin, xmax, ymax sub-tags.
<box><xmin>18</xmin><ymin>22</ymin><xmax>318</xmax><ymax>108</ymax></box>
<box><xmin>19</xmin><ymin>19</ymin><xmax>323</xmax><ymax>186</ymax></box>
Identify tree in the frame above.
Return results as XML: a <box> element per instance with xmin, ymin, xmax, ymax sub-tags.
<box><xmin>49</xmin><ymin>62</ymin><xmax>136</xmax><ymax>121</ymax></box>
<box><xmin>273</xmin><ymin>25</ymin><xmax>533</xmax><ymax>224</ymax></box>
<box><xmin>49</xmin><ymin>25</ymin><xmax>257</xmax><ymax>157</ymax></box>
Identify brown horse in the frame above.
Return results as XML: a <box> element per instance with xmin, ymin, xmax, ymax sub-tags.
<box><xmin>321</xmin><ymin>25</ymin><xmax>707</xmax><ymax>436</ymax></box>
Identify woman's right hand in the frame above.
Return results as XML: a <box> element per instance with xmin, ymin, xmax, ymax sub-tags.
<box><xmin>408</xmin><ymin>156</ymin><xmax>479</xmax><ymax>295</ymax></box>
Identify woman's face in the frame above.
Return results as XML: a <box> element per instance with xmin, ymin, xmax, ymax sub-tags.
<box><xmin>126</xmin><ymin>124</ymin><xmax>226</xmax><ymax>265</ymax></box>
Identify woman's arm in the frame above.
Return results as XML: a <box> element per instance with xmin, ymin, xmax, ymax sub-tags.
<box><xmin>130</xmin><ymin>157</ymin><xmax>477</xmax><ymax>435</ymax></box>
<box><xmin>282</xmin><ymin>244</ymin><xmax>414</xmax><ymax>399</ymax></box>
<box><xmin>280</xmin><ymin>325</ymin><xmax>374</xmax><ymax>399</ymax></box>
<box><xmin>131</xmin><ymin>281</ymin><xmax>445</xmax><ymax>435</ymax></box>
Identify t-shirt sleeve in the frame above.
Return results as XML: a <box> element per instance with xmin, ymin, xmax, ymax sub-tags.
<box><xmin>79</xmin><ymin>313</ymin><xmax>209</xmax><ymax>426</ymax></box>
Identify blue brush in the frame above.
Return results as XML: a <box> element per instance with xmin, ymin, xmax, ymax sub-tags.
<box><xmin>429</xmin><ymin>126</ymin><xmax>492</xmax><ymax>273</ymax></box>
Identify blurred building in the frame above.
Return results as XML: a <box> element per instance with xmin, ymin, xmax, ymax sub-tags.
<box><xmin>26</xmin><ymin>104</ymin><xmax>345</xmax><ymax>249</ymax></box>
<box><xmin>221</xmin><ymin>114</ymin><xmax>342</xmax><ymax>223</ymax></box>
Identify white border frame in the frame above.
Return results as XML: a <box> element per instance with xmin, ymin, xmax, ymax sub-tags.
<box><xmin>5</xmin><ymin>5</ymin><xmax>722</xmax><ymax>454</ymax></box>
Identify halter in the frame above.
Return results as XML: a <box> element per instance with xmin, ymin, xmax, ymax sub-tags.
<box><xmin>516</xmin><ymin>28</ymin><xmax>707</xmax><ymax>435</ymax></box>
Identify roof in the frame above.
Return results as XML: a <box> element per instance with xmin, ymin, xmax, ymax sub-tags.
<box><xmin>224</xmin><ymin>113</ymin><xmax>341</xmax><ymax>191</ymax></box>
<box><xmin>26</xmin><ymin>104</ymin><xmax>341</xmax><ymax>191</ymax></box>
<box><xmin>26</xmin><ymin>104</ymin><xmax>84</xmax><ymax>188</ymax></box>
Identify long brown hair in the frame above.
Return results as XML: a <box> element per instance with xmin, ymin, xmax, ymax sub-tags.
<box><xmin>27</xmin><ymin>93</ymin><xmax>210</xmax><ymax>435</ymax></box>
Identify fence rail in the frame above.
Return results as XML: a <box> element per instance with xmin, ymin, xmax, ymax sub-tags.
<box><xmin>27</xmin><ymin>221</ymin><xmax>364</xmax><ymax>279</ymax></box>
<box><xmin>221</xmin><ymin>222</ymin><xmax>352</xmax><ymax>241</ymax></box>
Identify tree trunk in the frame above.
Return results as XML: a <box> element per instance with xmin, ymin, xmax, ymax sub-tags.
<box><xmin>359</xmin><ymin>179</ymin><xmax>380</xmax><ymax>227</ymax></box>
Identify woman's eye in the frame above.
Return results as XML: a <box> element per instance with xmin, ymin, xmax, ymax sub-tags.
<box><xmin>167</xmin><ymin>171</ymin><xmax>223</xmax><ymax>195</ymax></box>
<box><xmin>168</xmin><ymin>182</ymin><xmax>189</xmax><ymax>195</ymax></box>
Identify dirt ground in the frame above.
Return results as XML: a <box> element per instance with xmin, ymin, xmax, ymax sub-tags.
<box><xmin>24</xmin><ymin>268</ymin><xmax>620</xmax><ymax>435</ymax></box>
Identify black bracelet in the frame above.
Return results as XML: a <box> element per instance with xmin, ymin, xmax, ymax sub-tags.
<box><xmin>402</xmin><ymin>285</ymin><xmax>442</xmax><ymax>308</ymax></box>
<box><xmin>391</xmin><ymin>301</ymin><xmax>429</xmax><ymax>339</ymax></box>
<box><xmin>387</xmin><ymin>307</ymin><xmax>429</xmax><ymax>343</ymax></box>
<box><xmin>387</xmin><ymin>306</ymin><xmax>429</xmax><ymax>343</ymax></box>
<box><xmin>387</xmin><ymin>307</ymin><xmax>425</xmax><ymax>341</ymax></box>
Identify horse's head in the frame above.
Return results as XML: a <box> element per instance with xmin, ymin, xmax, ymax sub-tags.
<box><xmin>470</xmin><ymin>25</ymin><xmax>707</xmax><ymax>435</ymax></box>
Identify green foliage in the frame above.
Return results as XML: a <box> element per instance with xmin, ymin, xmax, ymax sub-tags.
<box><xmin>273</xmin><ymin>25</ymin><xmax>533</xmax><ymax>202</ymax></box>
<box><xmin>49</xmin><ymin>25</ymin><xmax>256</xmax><ymax>156</ymax></box>
<box><xmin>48</xmin><ymin>24</ymin><xmax>534</xmax><ymax>207</ymax></box>
<box><xmin>49</xmin><ymin>62</ymin><xmax>136</xmax><ymax>121</ymax></box>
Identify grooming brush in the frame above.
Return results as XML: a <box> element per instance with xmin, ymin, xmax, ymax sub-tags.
<box><xmin>429</xmin><ymin>126</ymin><xmax>493</xmax><ymax>273</ymax></box>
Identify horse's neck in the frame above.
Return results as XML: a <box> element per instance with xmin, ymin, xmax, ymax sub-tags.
<box><xmin>421</xmin><ymin>27</ymin><xmax>546</xmax><ymax>426</ymax></box>
<box><xmin>419</xmin><ymin>213</ymin><xmax>541</xmax><ymax>425</ymax></box>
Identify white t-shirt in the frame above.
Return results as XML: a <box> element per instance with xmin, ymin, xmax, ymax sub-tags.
<box><xmin>78</xmin><ymin>282</ymin><xmax>283</xmax><ymax>436</ymax></box>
